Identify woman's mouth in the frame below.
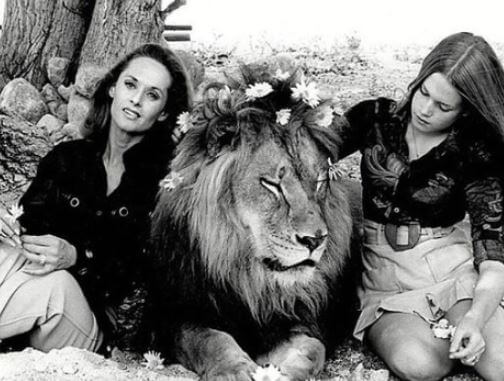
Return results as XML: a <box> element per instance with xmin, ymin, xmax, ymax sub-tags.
<box><xmin>415</xmin><ymin>114</ymin><xmax>429</xmax><ymax>125</ymax></box>
<box><xmin>123</xmin><ymin>108</ymin><xmax>140</xmax><ymax>119</ymax></box>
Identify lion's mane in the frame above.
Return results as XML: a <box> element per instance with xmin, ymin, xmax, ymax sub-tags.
<box><xmin>149</xmin><ymin>62</ymin><xmax>358</xmax><ymax>356</ymax></box>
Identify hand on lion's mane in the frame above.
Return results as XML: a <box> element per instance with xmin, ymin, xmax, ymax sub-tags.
<box><xmin>147</xmin><ymin>56</ymin><xmax>361</xmax><ymax>381</ymax></box>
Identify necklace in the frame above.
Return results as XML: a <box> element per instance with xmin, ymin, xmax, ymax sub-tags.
<box><xmin>409</xmin><ymin>124</ymin><xmax>420</xmax><ymax>160</ymax></box>
<box><xmin>409</xmin><ymin>124</ymin><xmax>450</xmax><ymax>161</ymax></box>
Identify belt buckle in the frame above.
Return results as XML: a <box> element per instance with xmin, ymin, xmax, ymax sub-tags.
<box><xmin>384</xmin><ymin>222</ymin><xmax>421</xmax><ymax>251</ymax></box>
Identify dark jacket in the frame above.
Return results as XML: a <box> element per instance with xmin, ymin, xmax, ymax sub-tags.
<box><xmin>335</xmin><ymin>97</ymin><xmax>504</xmax><ymax>268</ymax></box>
<box><xmin>19</xmin><ymin>136</ymin><xmax>169</xmax><ymax>333</ymax></box>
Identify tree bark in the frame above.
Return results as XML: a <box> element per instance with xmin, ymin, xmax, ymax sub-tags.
<box><xmin>79</xmin><ymin>0</ymin><xmax>164</xmax><ymax>69</ymax></box>
<box><xmin>0</xmin><ymin>0</ymin><xmax>95</xmax><ymax>90</ymax></box>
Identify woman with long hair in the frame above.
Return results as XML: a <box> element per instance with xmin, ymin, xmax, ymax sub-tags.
<box><xmin>336</xmin><ymin>32</ymin><xmax>504</xmax><ymax>380</ymax></box>
<box><xmin>0</xmin><ymin>43</ymin><xmax>191</xmax><ymax>352</ymax></box>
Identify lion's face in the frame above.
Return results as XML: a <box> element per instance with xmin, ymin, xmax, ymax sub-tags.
<box><xmin>234</xmin><ymin>130</ymin><xmax>329</xmax><ymax>284</ymax></box>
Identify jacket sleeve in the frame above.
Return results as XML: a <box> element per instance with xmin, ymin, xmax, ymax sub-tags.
<box><xmin>19</xmin><ymin>146</ymin><xmax>90</xmax><ymax>273</ymax></box>
<box><xmin>334</xmin><ymin>97</ymin><xmax>395</xmax><ymax>159</ymax></box>
<box><xmin>19</xmin><ymin>148</ymin><xmax>60</xmax><ymax>235</ymax></box>
<box><xmin>464</xmin><ymin>139</ymin><xmax>504</xmax><ymax>269</ymax></box>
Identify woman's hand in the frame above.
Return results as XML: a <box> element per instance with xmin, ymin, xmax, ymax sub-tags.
<box><xmin>449</xmin><ymin>314</ymin><xmax>486</xmax><ymax>366</ymax></box>
<box><xmin>0</xmin><ymin>207</ymin><xmax>22</xmax><ymax>248</ymax></box>
<box><xmin>20</xmin><ymin>234</ymin><xmax>77</xmax><ymax>275</ymax></box>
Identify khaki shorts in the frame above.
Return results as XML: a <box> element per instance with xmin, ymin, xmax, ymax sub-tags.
<box><xmin>354</xmin><ymin>220</ymin><xmax>479</xmax><ymax>341</ymax></box>
<box><xmin>0</xmin><ymin>244</ymin><xmax>102</xmax><ymax>351</ymax></box>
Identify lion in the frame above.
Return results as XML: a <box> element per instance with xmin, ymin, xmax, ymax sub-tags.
<box><xmin>148</xmin><ymin>62</ymin><xmax>361</xmax><ymax>381</ymax></box>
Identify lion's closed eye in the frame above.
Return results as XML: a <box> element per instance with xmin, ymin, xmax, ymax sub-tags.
<box><xmin>260</xmin><ymin>177</ymin><xmax>282</xmax><ymax>200</ymax></box>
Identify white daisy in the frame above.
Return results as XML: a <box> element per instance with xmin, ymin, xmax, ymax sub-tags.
<box><xmin>141</xmin><ymin>350</ymin><xmax>165</xmax><ymax>370</ymax></box>
<box><xmin>7</xmin><ymin>204</ymin><xmax>24</xmax><ymax>220</ymax></box>
<box><xmin>328</xmin><ymin>157</ymin><xmax>343</xmax><ymax>181</ymax></box>
<box><xmin>245</xmin><ymin>82</ymin><xmax>273</xmax><ymax>100</ymax></box>
<box><xmin>6</xmin><ymin>204</ymin><xmax>24</xmax><ymax>225</ymax></box>
<box><xmin>159</xmin><ymin>171</ymin><xmax>184</xmax><ymax>191</ymax></box>
<box><xmin>251</xmin><ymin>364</ymin><xmax>287</xmax><ymax>381</ymax></box>
<box><xmin>176</xmin><ymin>111</ymin><xmax>193</xmax><ymax>134</ymax></box>
<box><xmin>275</xmin><ymin>108</ymin><xmax>291</xmax><ymax>126</ymax></box>
<box><xmin>432</xmin><ymin>318</ymin><xmax>456</xmax><ymax>339</ymax></box>
<box><xmin>291</xmin><ymin>77</ymin><xmax>320</xmax><ymax>108</ymax></box>
<box><xmin>273</xmin><ymin>69</ymin><xmax>290</xmax><ymax>81</ymax></box>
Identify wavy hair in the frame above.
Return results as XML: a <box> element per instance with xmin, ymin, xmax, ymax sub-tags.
<box><xmin>84</xmin><ymin>43</ymin><xmax>192</xmax><ymax>156</ymax></box>
<box><xmin>398</xmin><ymin>32</ymin><xmax>504</xmax><ymax>140</ymax></box>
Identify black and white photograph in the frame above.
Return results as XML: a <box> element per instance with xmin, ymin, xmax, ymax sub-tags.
<box><xmin>0</xmin><ymin>0</ymin><xmax>503</xmax><ymax>379</ymax></box>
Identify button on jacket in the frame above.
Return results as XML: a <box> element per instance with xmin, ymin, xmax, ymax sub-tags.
<box><xmin>334</xmin><ymin>97</ymin><xmax>504</xmax><ymax>268</ymax></box>
<box><xmin>19</xmin><ymin>135</ymin><xmax>170</xmax><ymax>329</ymax></box>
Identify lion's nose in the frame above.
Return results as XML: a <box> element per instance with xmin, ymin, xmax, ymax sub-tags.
<box><xmin>296</xmin><ymin>232</ymin><xmax>327</xmax><ymax>253</ymax></box>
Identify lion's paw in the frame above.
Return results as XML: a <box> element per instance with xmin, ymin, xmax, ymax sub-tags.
<box><xmin>259</xmin><ymin>335</ymin><xmax>325</xmax><ymax>381</ymax></box>
<box><xmin>202</xmin><ymin>360</ymin><xmax>257</xmax><ymax>381</ymax></box>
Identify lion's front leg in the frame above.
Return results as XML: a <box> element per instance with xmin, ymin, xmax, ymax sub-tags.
<box><xmin>174</xmin><ymin>324</ymin><xmax>258</xmax><ymax>381</ymax></box>
<box><xmin>257</xmin><ymin>334</ymin><xmax>326</xmax><ymax>381</ymax></box>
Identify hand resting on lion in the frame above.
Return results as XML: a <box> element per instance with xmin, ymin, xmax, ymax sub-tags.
<box><xmin>148</xmin><ymin>61</ymin><xmax>361</xmax><ymax>380</ymax></box>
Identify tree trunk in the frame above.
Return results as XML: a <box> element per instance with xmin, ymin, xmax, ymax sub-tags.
<box><xmin>79</xmin><ymin>0</ymin><xmax>164</xmax><ymax>69</ymax></box>
<box><xmin>0</xmin><ymin>0</ymin><xmax>94</xmax><ymax>90</ymax></box>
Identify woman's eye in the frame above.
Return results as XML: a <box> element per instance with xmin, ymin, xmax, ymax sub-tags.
<box><xmin>439</xmin><ymin>104</ymin><xmax>452</xmax><ymax>112</ymax></box>
<box><xmin>124</xmin><ymin>80</ymin><xmax>135</xmax><ymax>89</ymax></box>
<box><xmin>419</xmin><ymin>86</ymin><xmax>428</xmax><ymax>96</ymax></box>
<box><xmin>146</xmin><ymin>91</ymin><xmax>160</xmax><ymax>101</ymax></box>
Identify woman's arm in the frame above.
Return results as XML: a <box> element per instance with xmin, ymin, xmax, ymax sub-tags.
<box><xmin>449</xmin><ymin>137</ymin><xmax>504</xmax><ymax>362</ymax></box>
<box><xmin>334</xmin><ymin>97</ymin><xmax>395</xmax><ymax>159</ymax></box>
<box><xmin>18</xmin><ymin>147</ymin><xmax>80</xmax><ymax>274</ymax></box>
<box><xmin>449</xmin><ymin>260</ymin><xmax>504</xmax><ymax>362</ymax></box>
<box><xmin>465</xmin><ymin>260</ymin><xmax>504</xmax><ymax>326</ymax></box>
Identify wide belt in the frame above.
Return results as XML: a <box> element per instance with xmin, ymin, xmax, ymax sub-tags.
<box><xmin>364</xmin><ymin>219</ymin><xmax>454</xmax><ymax>251</ymax></box>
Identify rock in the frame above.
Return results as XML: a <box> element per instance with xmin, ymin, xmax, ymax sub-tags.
<box><xmin>0</xmin><ymin>114</ymin><xmax>52</xmax><ymax>192</ymax></box>
<box><xmin>349</xmin><ymin>363</ymin><xmax>365</xmax><ymax>381</ymax></box>
<box><xmin>175</xmin><ymin>49</ymin><xmax>205</xmax><ymax>90</ymax></box>
<box><xmin>67</xmin><ymin>90</ymin><xmax>91</xmax><ymax>131</ymax></box>
<box><xmin>36</xmin><ymin>114</ymin><xmax>65</xmax><ymax>135</ymax></box>
<box><xmin>55</xmin><ymin>102</ymin><xmax>68</xmax><ymax>121</ymax></box>
<box><xmin>50</xmin><ymin>122</ymin><xmax>83</xmax><ymax>144</ymax></box>
<box><xmin>42</xmin><ymin>83</ymin><xmax>67</xmax><ymax>120</ymax></box>
<box><xmin>47</xmin><ymin>57</ymin><xmax>70</xmax><ymax>88</ymax></box>
<box><xmin>74</xmin><ymin>65</ymin><xmax>107</xmax><ymax>98</ymax></box>
<box><xmin>0</xmin><ymin>78</ymin><xmax>49</xmax><ymax>124</ymax></box>
<box><xmin>41</xmin><ymin>83</ymin><xmax>63</xmax><ymax>104</ymax></box>
<box><xmin>47</xmin><ymin>100</ymin><xmax>68</xmax><ymax>122</ymax></box>
<box><xmin>58</xmin><ymin>84</ymin><xmax>73</xmax><ymax>101</ymax></box>
<box><xmin>368</xmin><ymin>369</ymin><xmax>390</xmax><ymax>381</ymax></box>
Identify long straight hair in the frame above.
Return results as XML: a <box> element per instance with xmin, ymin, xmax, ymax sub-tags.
<box><xmin>398</xmin><ymin>32</ymin><xmax>504</xmax><ymax>140</ymax></box>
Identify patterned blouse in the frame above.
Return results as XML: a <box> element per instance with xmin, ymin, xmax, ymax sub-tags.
<box><xmin>335</xmin><ymin>97</ymin><xmax>504</xmax><ymax>267</ymax></box>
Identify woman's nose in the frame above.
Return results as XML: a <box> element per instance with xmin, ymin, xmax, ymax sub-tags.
<box><xmin>130</xmin><ymin>91</ymin><xmax>142</xmax><ymax>106</ymax></box>
<box><xmin>420</xmin><ymin>99</ymin><xmax>434</xmax><ymax>117</ymax></box>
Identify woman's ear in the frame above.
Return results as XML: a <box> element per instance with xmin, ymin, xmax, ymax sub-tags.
<box><xmin>157</xmin><ymin>111</ymin><xmax>168</xmax><ymax>122</ymax></box>
<box><xmin>108</xmin><ymin>85</ymin><xmax>115</xmax><ymax>98</ymax></box>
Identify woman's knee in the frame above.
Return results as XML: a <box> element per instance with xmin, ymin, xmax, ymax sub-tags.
<box><xmin>43</xmin><ymin>270</ymin><xmax>89</xmax><ymax>313</ymax></box>
<box><xmin>386</xmin><ymin>339</ymin><xmax>453</xmax><ymax>381</ymax></box>
<box><xmin>476</xmin><ymin>348</ymin><xmax>504</xmax><ymax>380</ymax></box>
